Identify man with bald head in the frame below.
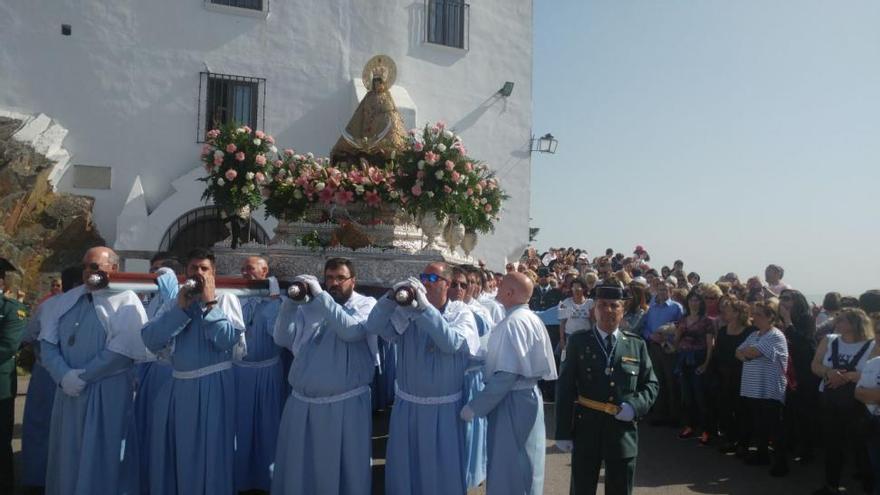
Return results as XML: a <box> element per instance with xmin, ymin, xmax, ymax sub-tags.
<box><xmin>234</xmin><ymin>255</ymin><xmax>284</xmax><ymax>492</ymax></box>
<box><xmin>460</xmin><ymin>272</ymin><xmax>557</xmax><ymax>494</ymax></box>
<box><xmin>39</xmin><ymin>246</ymin><xmax>150</xmax><ymax>494</ymax></box>
<box><xmin>367</xmin><ymin>261</ymin><xmax>481</xmax><ymax>495</ymax></box>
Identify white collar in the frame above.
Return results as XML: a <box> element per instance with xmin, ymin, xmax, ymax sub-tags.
<box><xmin>595</xmin><ymin>327</ymin><xmax>620</xmax><ymax>340</ymax></box>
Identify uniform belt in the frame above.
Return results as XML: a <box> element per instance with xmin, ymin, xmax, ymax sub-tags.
<box><xmin>577</xmin><ymin>396</ymin><xmax>621</xmax><ymax>416</ymax></box>
<box><xmin>233</xmin><ymin>356</ymin><xmax>280</xmax><ymax>369</ymax></box>
<box><xmin>395</xmin><ymin>382</ymin><xmax>462</xmax><ymax>405</ymax></box>
<box><xmin>172</xmin><ymin>361</ymin><xmax>232</xmax><ymax>379</ymax></box>
<box><xmin>290</xmin><ymin>385</ymin><xmax>370</xmax><ymax>404</ymax></box>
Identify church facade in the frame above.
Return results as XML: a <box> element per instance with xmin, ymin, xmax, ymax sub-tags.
<box><xmin>0</xmin><ymin>0</ymin><xmax>533</xmax><ymax>269</ymax></box>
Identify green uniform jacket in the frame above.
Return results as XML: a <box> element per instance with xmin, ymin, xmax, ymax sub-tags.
<box><xmin>555</xmin><ymin>329</ymin><xmax>658</xmax><ymax>459</ymax></box>
<box><xmin>0</xmin><ymin>295</ymin><xmax>26</xmax><ymax>400</ymax></box>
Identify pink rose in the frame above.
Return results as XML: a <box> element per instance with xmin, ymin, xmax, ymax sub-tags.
<box><xmin>443</xmin><ymin>185</ymin><xmax>452</xmax><ymax>194</ymax></box>
<box><xmin>416</xmin><ymin>171</ymin><xmax>425</xmax><ymax>179</ymax></box>
<box><xmin>235</xmin><ymin>152</ymin><xmax>246</xmax><ymax>162</ymax></box>
<box><xmin>260</xmin><ymin>187</ymin><xmax>271</xmax><ymax>198</ymax></box>
<box><xmin>411</xmin><ymin>184</ymin><xmax>423</xmax><ymax>197</ymax></box>
<box><xmin>242</xmin><ymin>125</ymin><xmax>252</xmax><ymax>134</ymax></box>
<box><xmin>213</xmin><ymin>156</ymin><xmax>223</xmax><ymax>166</ymax></box>
<box><xmin>451</xmin><ymin>171</ymin><xmax>461</xmax><ymax>183</ymax></box>
<box><xmin>465</xmin><ymin>162</ymin><xmax>474</xmax><ymax>172</ymax></box>
<box><xmin>255</xmin><ymin>154</ymin><xmax>267</xmax><ymax>165</ymax></box>
<box><xmin>444</xmin><ymin>160</ymin><xmax>455</xmax><ymax>171</ymax></box>
<box><xmin>201</xmin><ymin>144</ymin><xmax>211</xmax><ymax>155</ymax></box>
<box><xmin>466</xmin><ymin>188</ymin><xmax>474</xmax><ymax>196</ymax></box>
<box><xmin>274</xmin><ymin>159</ymin><xmax>283</xmax><ymax>167</ymax></box>
<box><xmin>436</xmin><ymin>120</ymin><xmax>446</xmax><ymax>130</ymax></box>
<box><xmin>478</xmin><ymin>180</ymin><xmax>487</xmax><ymax>188</ymax></box>
<box><xmin>265</xmin><ymin>135</ymin><xmax>275</xmax><ymax>144</ymax></box>
<box><xmin>206</xmin><ymin>129</ymin><xmax>221</xmax><ymax>139</ymax></box>
<box><xmin>484</xmin><ymin>204</ymin><xmax>493</xmax><ymax>213</ymax></box>
<box><xmin>255</xmin><ymin>172</ymin><xmax>266</xmax><ymax>184</ymax></box>
<box><xmin>225</xmin><ymin>169</ymin><xmax>238</xmax><ymax>181</ymax></box>
<box><xmin>424</xmin><ymin>151</ymin><xmax>439</xmax><ymax>165</ymax></box>
<box><xmin>284</xmin><ymin>149</ymin><xmax>295</xmax><ymax>157</ymax></box>
<box><xmin>226</xmin><ymin>143</ymin><xmax>237</xmax><ymax>153</ymax></box>
<box><xmin>255</xmin><ymin>130</ymin><xmax>265</xmax><ymax>139</ymax></box>
<box><xmin>413</xmin><ymin>142</ymin><xmax>424</xmax><ymax>152</ymax></box>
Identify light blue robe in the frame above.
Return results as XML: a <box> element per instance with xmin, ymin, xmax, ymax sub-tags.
<box><xmin>372</xmin><ymin>337</ymin><xmax>397</xmax><ymax>411</ymax></box>
<box><xmin>141</xmin><ymin>295</ymin><xmax>243</xmax><ymax>495</ymax></box>
<box><xmin>234</xmin><ymin>295</ymin><xmax>284</xmax><ymax>492</ymax></box>
<box><xmin>272</xmin><ymin>291</ymin><xmax>376</xmax><ymax>495</ymax></box>
<box><xmin>20</xmin><ymin>304</ymin><xmax>55</xmax><ymax>488</ymax></box>
<box><xmin>463</xmin><ymin>305</ymin><xmax>489</xmax><ymax>489</ymax></box>
<box><xmin>41</xmin><ymin>295</ymin><xmax>140</xmax><ymax>495</ymax></box>
<box><xmin>366</xmin><ymin>297</ymin><xmax>480</xmax><ymax>495</ymax></box>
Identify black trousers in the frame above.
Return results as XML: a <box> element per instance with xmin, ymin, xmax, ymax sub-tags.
<box><xmin>821</xmin><ymin>395</ymin><xmax>872</xmax><ymax>489</ymax></box>
<box><xmin>717</xmin><ymin>372</ymin><xmax>749</xmax><ymax>445</ymax></box>
<box><xmin>743</xmin><ymin>397</ymin><xmax>786</xmax><ymax>464</ymax></box>
<box><xmin>0</xmin><ymin>396</ymin><xmax>14</xmax><ymax>493</ymax></box>
<box><xmin>570</xmin><ymin>452</ymin><xmax>636</xmax><ymax>495</ymax></box>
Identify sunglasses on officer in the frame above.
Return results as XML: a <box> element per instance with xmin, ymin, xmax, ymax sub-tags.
<box><xmin>419</xmin><ymin>273</ymin><xmax>447</xmax><ymax>284</ymax></box>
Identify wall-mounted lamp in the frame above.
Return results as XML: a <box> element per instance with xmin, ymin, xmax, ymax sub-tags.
<box><xmin>498</xmin><ymin>81</ymin><xmax>514</xmax><ymax>97</ymax></box>
<box><xmin>530</xmin><ymin>133</ymin><xmax>558</xmax><ymax>154</ymax></box>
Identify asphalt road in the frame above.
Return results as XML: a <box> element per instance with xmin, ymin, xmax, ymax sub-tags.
<box><xmin>13</xmin><ymin>377</ymin><xmax>863</xmax><ymax>494</ymax></box>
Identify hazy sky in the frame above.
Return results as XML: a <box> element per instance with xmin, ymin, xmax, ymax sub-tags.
<box><xmin>529</xmin><ymin>0</ymin><xmax>880</xmax><ymax>297</ymax></box>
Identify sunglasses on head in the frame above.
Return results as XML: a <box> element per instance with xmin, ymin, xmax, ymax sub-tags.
<box><xmin>419</xmin><ymin>273</ymin><xmax>446</xmax><ymax>284</ymax></box>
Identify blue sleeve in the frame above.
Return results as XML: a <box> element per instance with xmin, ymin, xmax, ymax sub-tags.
<box><xmin>315</xmin><ymin>292</ymin><xmax>368</xmax><ymax>342</ymax></box>
<box><xmin>467</xmin><ymin>371</ymin><xmax>518</xmax><ymax>417</ymax></box>
<box><xmin>202</xmin><ymin>306</ymin><xmax>241</xmax><ymax>351</ymax></box>
<box><xmin>365</xmin><ymin>297</ymin><xmax>400</xmax><ymax>342</ymax></box>
<box><xmin>273</xmin><ymin>299</ymin><xmax>298</xmax><ymax>349</ymax></box>
<box><xmin>141</xmin><ymin>306</ymin><xmax>191</xmax><ymax>354</ymax></box>
<box><xmin>41</xmin><ymin>341</ymin><xmax>71</xmax><ymax>385</ymax></box>
<box><xmin>414</xmin><ymin>306</ymin><xmax>465</xmax><ymax>354</ymax></box>
<box><xmin>80</xmin><ymin>350</ymin><xmax>132</xmax><ymax>383</ymax></box>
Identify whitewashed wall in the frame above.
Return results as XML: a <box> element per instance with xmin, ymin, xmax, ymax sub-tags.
<box><xmin>0</xmin><ymin>0</ymin><xmax>533</xmax><ymax>268</ymax></box>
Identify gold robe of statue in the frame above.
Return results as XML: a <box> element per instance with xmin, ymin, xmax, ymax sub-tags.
<box><xmin>331</xmin><ymin>64</ymin><xmax>407</xmax><ymax>164</ymax></box>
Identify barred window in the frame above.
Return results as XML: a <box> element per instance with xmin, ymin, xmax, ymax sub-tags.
<box><xmin>426</xmin><ymin>0</ymin><xmax>469</xmax><ymax>50</ymax></box>
<box><xmin>209</xmin><ymin>0</ymin><xmax>264</xmax><ymax>11</ymax></box>
<box><xmin>197</xmin><ymin>72</ymin><xmax>266</xmax><ymax>141</ymax></box>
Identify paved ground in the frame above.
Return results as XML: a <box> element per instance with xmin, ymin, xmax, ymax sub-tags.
<box><xmin>12</xmin><ymin>376</ymin><xmax>865</xmax><ymax>494</ymax></box>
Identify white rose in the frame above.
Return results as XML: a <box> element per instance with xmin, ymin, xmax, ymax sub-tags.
<box><xmin>269</xmin><ymin>145</ymin><xmax>278</xmax><ymax>154</ymax></box>
<box><xmin>247</xmin><ymin>183</ymin><xmax>255</xmax><ymax>191</ymax></box>
<box><xmin>417</xmin><ymin>160</ymin><xmax>425</xmax><ymax>170</ymax></box>
<box><xmin>236</xmin><ymin>127</ymin><xmax>246</xmax><ymax>134</ymax></box>
<box><xmin>306</xmin><ymin>152</ymin><xmax>314</xmax><ymax>159</ymax></box>
<box><xmin>253</xmin><ymin>138</ymin><xmax>262</xmax><ymax>146</ymax></box>
<box><xmin>436</xmin><ymin>143</ymin><xmax>447</xmax><ymax>152</ymax></box>
<box><xmin>315</xmin><ymin>182</ymin><xmax>326</xmax><ymax>191</ymax></box>
<box><xmin>293</xmin><ymin>189</ymin><xmax>303</xmax><ymax>199</ymax></box>
<box><xmin>285</xmin><ymin>177</ymin><xmax>294</xmax><ymax>184</ymax></box>
<box><xmin>246</xmin><ymin>172</ymin><xmax>255</xmax><ymax>180</ymax></box>
<box><xmin>389</xmin><ymin>190</ymin><xmax>399</xmax><ymax>198</ymax></box>
<box><xmin>217</xmin><ymin>178</ymin><xmax>225</xmax><ymax>186</ymax></box>
<box><xmin>435</xmin><ymin>170</ymin><xmax>444</xmax><ymax>179</ymax></box>
<box><xmin>294</xmin><ymin>154</ymin><xmax>303</xmax><ymax>161</ymax></box>
<box><xmin>213</xmin><ymin>150</ymin><xmax>224</xmax><ymax>160</ymax></box>
<box><xmin>355</xmin><ymin>186</ymin><xmax>365</xmax><ymax>195</ymax></box>
<box><xmin>454</xmin><ymin>135</ymin><xmax>461</xmax><ymax>142</ymax></box>
<box><xmin>443</xmin><ymin>130</ymin><xmax>453</xmax><ymax>139</ymax></box>
<box><xmin>480</xmin><ymin>198</ymin><xmax>487</xmax><ymax>205</ymax></box>
<box><xmin>426</xmin><ymin>191</ymin><xmax>435</xmax><ymax>198</ymax></box>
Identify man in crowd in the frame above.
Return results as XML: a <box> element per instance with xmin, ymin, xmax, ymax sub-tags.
<box><xmin>39</xmin><ymin>247</ymin><xmax>149</xmax><ymax>494</ymax></box>
<box><xmin>271</xmin><ymin>257</ymin><xmax>377</xmax><ymax>494</ymax></box>
<box><xmin>0</xmin><ymin>260</ymin><xmax>26</xmax><ymax>494</ymax></box>
<box><xmin>478</xmin><ymin>269</ymin><xmax>505</xmax><ymax>325</ymax></box>
<box><xmin>530</xmin><ymin>266</ymin><xmax>563</xmax><ymax>400</ymax></box>
<box><xmin>556</xmin><ymin>283</ymin><xmax>658</xmax><ymax>495</ymax></box>
<box><xmin>635</xmin><ymin>280</ymin><xmax>683</xmax><ymax>425</ymax></box>
<box><xmin>234</xmin><ymin>256</ymin><xmax>284</xmax><ymax>492</ymax></box>
<box><xmin>461</xmin><ymin>272</ymin><xmax>557</xmax><ymax>494</ymax></box>
<box><xmin>142</xmin><ymin>247</ymin><xmax>245</xmax><ymax>495</ymax></box>
<box><xmin>367</xmin><ymin>262</ymin><xmax>480</xmax><ymax>495</ymax></box>
<box><xmin>764</xmin><ymin>264</ymin><xmax>791</xmax><ymax>297</ymax></box>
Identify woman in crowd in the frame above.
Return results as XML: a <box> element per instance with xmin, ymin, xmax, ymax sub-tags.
<box><xmin>621</xmin><ymin>282</ymin><xmax>649</xmax><ymax>333</ymax></box>
<box><xmin>856</xmin><ymin>313</ymin><xmax>880</xmax><ymax>495</ymax></box>
<box><xmin>810</xmin><ymin>308</ymin><xmax>876</xmax><ymax>495</ymax></box>
<box><xmin>699</xmin><ymin>283</ymin><xmax>723</xmax><ymax>321</ymax></box>
<box><xmin>713</xmin><ymin>297</ymin><xmax>755</xmax><ymax>455</ymax></box>
<box><xmin>815</xmin><ymin>292</ymin><xmax>842</xmax><ymax>342</ymax></box>
<box><xmin>779</xmin><ymin>289</ymin><xmax>819</xmax><ymax>464</ymax></box>
<box><xmin>675</xmin><ymin>290</ymin><xmax>716</xmax><ymax>443</ymax></box>
<box><xmin>557</xmin><ymin>276</ymin><xmax>593</xmax><ymax>352</ymax></box>
<box><xmin>736</xmin><ymin>301</ymin><xmax>789</xmax><ymax>477</ymax></box>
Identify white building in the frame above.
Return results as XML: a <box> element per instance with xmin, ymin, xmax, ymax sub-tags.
<box><xmin>0</xmin><ymin>0</ymin><xmax>533</xmax><ymax>269</ymax></box>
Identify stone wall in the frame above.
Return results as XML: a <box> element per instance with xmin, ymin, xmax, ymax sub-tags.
<box><xmin>0</xmin><ymin>117</ymin><xmax>104</xmax><ymax>302</ymax></box>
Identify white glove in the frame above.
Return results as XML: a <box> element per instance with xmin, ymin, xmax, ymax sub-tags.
<box><xmin>61</xmin><ymin>369</ymin><xmax>87</xmax><ymax>397</ymax></box>
<box><xmin>267</xmin><ymin>276</ymin><xmax>281</xmax><ymax>297</ymax></box>
<box><xmin>295</xmin><ymin>274</ymin><xmax>323</xmax><ymax>296</ymax></box>
<box><xmin>615</xmin><ymin>402</ymin><xmax>635</xmax><ymax>422</ymax></box>
<box><xmin>460</xmin><ymin>405</ymin><xmax>475</xmax><ymax>422</ymax></box>
<box><xmin>393</xmin><ymin>278</ymin><xmax>429</xmax><ymax>311</ymax></box>
<box><xmin>555</xmin><ymin>440</ymin><xmax>574</xmax><ymax>453</ymax></box>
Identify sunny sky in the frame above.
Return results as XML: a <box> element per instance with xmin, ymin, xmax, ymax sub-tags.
<box><xmin>529</xmin><ymin>0</ymin><xmax>880</xmax><ymax>298</ymax></box>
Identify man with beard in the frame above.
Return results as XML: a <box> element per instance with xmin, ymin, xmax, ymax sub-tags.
<box><xmin>272</xmin><ymin>258</ymin><xmax>377</xmax><ymax>495</ymax></box>
<box><xmin>234</xmin><ymin>256</ymin><xmax>284</xmax><ymax>492</ymax></box>
<box><xmin>366</xmin><ymin>262</ymin><xmax>480</xmax><ymax>495</ymax></box>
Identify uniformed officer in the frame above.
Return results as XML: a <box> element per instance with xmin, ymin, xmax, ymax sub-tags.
<box><xmin>0</xmin><ymin>260</ymin><xmax>27</xmax><ymax>493</ymax></box>
<box><xmin>555</xmin><ymin>282</ymin><xmax>658</xmax><ymax>495</ymax></box>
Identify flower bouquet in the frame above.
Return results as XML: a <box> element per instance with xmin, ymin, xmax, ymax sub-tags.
<box><xmin>200</xmin><ymin>125</ymin><xmax>276</xmax><ymax>248</ymax></box>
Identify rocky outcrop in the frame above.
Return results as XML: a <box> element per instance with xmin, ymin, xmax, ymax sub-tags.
<box><xmin>0</xmin><ymin>115</ymin><xmax>104</xmax><ymax>301</ymax></box>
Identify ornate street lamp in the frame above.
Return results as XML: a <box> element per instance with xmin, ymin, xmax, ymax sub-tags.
<box><xmin>530</xmin><ymin>133</ymin><xmax>558</xmax><ymax>154</ymax></box>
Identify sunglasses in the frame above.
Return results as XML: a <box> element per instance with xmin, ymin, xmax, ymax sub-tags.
<box><xmin>82</xmin><ymin>262</ymin><xmax>106</xmax><ymax>271</ymax></box>
<box><xmin>419</xmin><ymin>273</ymin><xmax>447</xmax><ymax>284</ymax></box>
<box><xmin>449</xmin><ymin>281</ymin><xmax>469</xmax><ymax>289</ymax></box>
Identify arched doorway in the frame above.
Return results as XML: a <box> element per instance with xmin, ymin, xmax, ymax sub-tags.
<box><xmin>158</xmin><ymin>206</ymin><xmax>269</xmax><ymax>260</ymax></box>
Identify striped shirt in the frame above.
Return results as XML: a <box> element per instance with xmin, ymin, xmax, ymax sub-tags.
<box><xmin>738</xmin><ymin>327</ymin><xmax>788</xmax><ymax>403</ymax></box>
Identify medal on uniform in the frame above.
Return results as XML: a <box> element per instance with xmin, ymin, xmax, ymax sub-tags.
<box><xmin>605</xmin><ymin>367</ymin><xmax>612</xmax><ymax>376</ymax></box>
<box><xmin>592</xmin><ymin>329</ymin><xmax>617</xmax><ymax>378</ymax></box>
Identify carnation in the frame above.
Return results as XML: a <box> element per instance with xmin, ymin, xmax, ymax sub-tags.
<box><xmin>226</xmin><ymin>143</ymin><xmax>237</xmax><ymax>153</ymax></box>
<box><xmin>255</xmin><ymin>154</ymin><xmax>267</xmax><ymax>165</ymax></box>
<box><xmin>235</xmin><ymin>152</ymin><xmax>245</xmax><ymax>161</ymax></box>
<box><xmin>225</xmin><ymin>169</ymin><xmax>238</xmax><ymax>181</ymax></box>
<box><xmin>444</xmin><ymin>160</ymin><xmax>455</xmax><ymax>171</ymax></box>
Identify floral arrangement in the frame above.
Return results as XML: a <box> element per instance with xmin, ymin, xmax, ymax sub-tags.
<box><xmin>200</xmin><ymin>124</ymin><xmax>276</xmax><ymax>219</ymax></box>
<box><xmin>394</xmin><ymin>121</ymin><xmax>507</xmax><ymax>233</ymax></box>
<box><xmin>262</xmin><ymin>153</ymin><xmax>399</xmax><ymax>222</ymax></box>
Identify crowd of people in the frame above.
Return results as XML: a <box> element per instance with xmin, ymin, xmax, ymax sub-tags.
<box><xmin>521</xmin><ymin>245</ymin><xmax>880</xmax><ymax>495</ymax></box>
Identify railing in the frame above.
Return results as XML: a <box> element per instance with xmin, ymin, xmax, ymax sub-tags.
<box><xmin>425</xmin><ymin>0</ymin><xmax>469</xmax><ymax>50</ymax></box>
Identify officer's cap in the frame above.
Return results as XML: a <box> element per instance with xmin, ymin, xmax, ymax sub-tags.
<box><xmin>590</xmin><ymin>282</ymin><xmax>631</xmax><ymax>300</ymax></box>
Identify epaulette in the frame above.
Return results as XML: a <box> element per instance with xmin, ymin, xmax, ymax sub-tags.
<box><xmin>621</xmin><ymin>330</ymin><xmax>641</xmax><ymax>339</ymax></box>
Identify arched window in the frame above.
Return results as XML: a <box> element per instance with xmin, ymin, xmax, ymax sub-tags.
<box><xmin>158</xmin><ymin>206</ymin><xmax>268</xmax><ymax>259</ymax></box>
